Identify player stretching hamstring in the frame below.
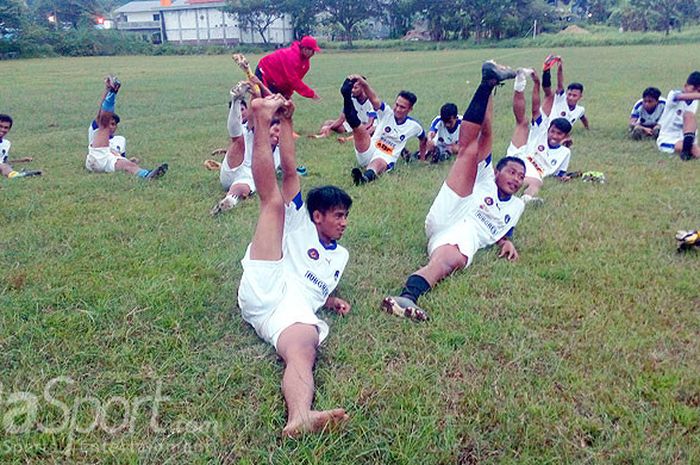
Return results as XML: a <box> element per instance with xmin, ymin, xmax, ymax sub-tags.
<box><xmin>382</xmin><ymin>61</ymin><xmax>525</xmax><ymax>320</ymax></box>
<box><xmin>0</xmin><ymin>114</ymin><xmax>42</xmax><ymax>180</ymax></box>
<box><xmin>85</xmin><ymin>77</ymin><xmax>168</xmax><ymax>180</ymax></box>
<box><xmin>656</xmin><ymin>70</ymin><xmax>700</xmax><ymax>160</ymax></box>
<box><xmin>237</xmin><ymin>94</ymin><xmax>353</xmax><ymax>437</ymax></box>
<box><xmin>341</xmin><ymin>75</ymin><xmax>426</xmax><ymax>185</ymax></box>
<box><xmin>509</xmin><ymin>68</ymin><xmax>573</xmax><ymax>205</ymax></box>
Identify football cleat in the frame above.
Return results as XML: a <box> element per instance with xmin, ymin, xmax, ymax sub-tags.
<box><xmin>581</xmin><ymin>171</ymin><xmax>605</xmax><ymax>183</ymax></box>
<box><xmin>230</xmin><ymin>81</ymin><xmax>251</xmax><ymax>100</ymax></box>
<box><xmin>543</xmin><ymin>54</ymin><xmax>561</xmax><ymax>71</ymax></box>
<box><xmin>145</xmin><ymin>163</ymin><xmax>168</xmax><ymax>180</ymax></box>
<box><xmin>351</xmin><ymin>167</ymin><xmax>367</xmax><ymax>186</ymax></box>
<box><xmin>210</xmin><ymin>195</ymin><xmax>239</xmax><ymax>216</ymax></box>
<box><xmin>482</xmin><ymin>60</ymin><xmax>517</xmax><ymax>86</ymax></box>
<box><xmin>16</xmin><ymin>169</ymin><xmax>43</xmax><ymax>178</ymax></box>
<box><xmin>381</xmin><ymin>296</ymin><xmax>429</xmax><ymax>322</ymax></box>
<box><xmin>676</xmin><ymin>230</ymin><xmax>699</xmax><ymax>252</ymax></box>
<box><xmin>106</xmin><ymin>75</ymin><xmax>121</xmax><ymax>93</ymax></box>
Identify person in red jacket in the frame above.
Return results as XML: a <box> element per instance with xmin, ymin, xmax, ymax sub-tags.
<box><xmin>255</xmin><ymin>36</ymin><xmax>321</xmax><ymax>100</ymax></box>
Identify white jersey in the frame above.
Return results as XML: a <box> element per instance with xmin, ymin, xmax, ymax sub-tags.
<box><xmin>630</xmin><ymin>98</ymin><xmax>666</xmax><ymax>127</ymax></box>
<box><xmin>283</xmin><ymin>193</ymin><xmax>349</xmax><ymax>311</ymax></box>
<box><xmin>658</xmin><ymin>90</ymin><xmax>699</xmax><ymax>141</ymax></box>
<box><xmin>353</xmin><ymin>97</ymin><xmax>377</xmax><ymax>125</ymax></box>
<box><xmin>429</xmin><ymin>116</ymin><xmax>461</xmax><ymax>148</ymax></box>
<box><xmin>241</xmin><ymin>125</ymin><xmax>280</xmax><ymax>170</ymax></box>
<box><xmin>370</xmin><ymin>102</ymin><xmax>425</xmax><ymax>159</ymax></box>
<box><xmin>88</xmin><ymin>120</ymin><xmax>126</xmax><ymax>156</ymax></box>
<box><xmin>0</xmin><ymin>138</ymin><xmax>11</xmax><ymax>164</ymax></box>
<box><xmin>519</xmin><ymin>116</ymin><xmax>571</xmax><ymax>177</ymax></box>
<box><xmin>551</xmin><ymin>91</ymin><xmax>585</xmax><ymax>127</ymax></box>
<box><xmin>468</xmin><ymin>181</ymin><xmax>524</xmax><ymax>248</ymax></box>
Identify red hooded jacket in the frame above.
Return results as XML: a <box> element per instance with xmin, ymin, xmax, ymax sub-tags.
<box><xmin>257</xmin><ymin>41</ymin><xmax>316</xmax><ymax>99</ymax></box>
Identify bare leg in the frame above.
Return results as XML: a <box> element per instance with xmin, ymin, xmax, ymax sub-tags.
<box><xmin>476</xmin><ymin>96</ymin><xmax>495</xmax><ymax>162</ymax></box>
<box><xmin>249</xmin><ymin>95</ymin><xmax>287</xmax><ymax>261</ymax></box>
<box><xmin>414</xmin><ymin>245</ymin><xmax>468</xmax><ymax>287</ymax></box>
<box><xmin>277</xmin><ymin>324</ymin><xmax>348</xmax><ymax>438</ymax></box>
<box><xmin>511</xmin><ymin>86</ymin><xmax>529</xmax><ymax>148</ymax></box>
<box><xmin>523</xmin><ymin>177</ymin><xmax>543</xmax><ymax>196</ymax></box>
<box><xmin>365</xmin><ymin>157</ymin><xmax>388</xmax><ymax>176</ymax></box>
<box><xmin>0</xmin><ymin>163</ymin><xmax>12</xmax><ymax>177</ymax></box>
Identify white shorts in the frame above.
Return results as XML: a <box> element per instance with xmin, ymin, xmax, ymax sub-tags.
<box><xmin>85</xmin><ymin>146</ymin><xmax>120</xmax><ymax>173</ymax></box>
<box><xmin>220</xmin><ymin>157</ymin><xmax>255</xmax><ymax>192</ymax></box>
<box><xmin>507</xmin><ymin>143</ymin><xmax>543</xmax><ymax>181</ymax></box>
<box><xmin>237</xmin><ymin>246</ymin><xmax>329</xmax><ymax>349</ymax></box>
<box><xmin>656</xmin><ymin>134</ymin><xmax>679</xmax><ymax>154</ymax></box>
<box><xmin>342</xmin><ymin>121</ymin><xmax>352</xmax><ymax>132</ymax></box>
<box><xmin>425</xmin><ymin>183</ymin><xmax>478</xmax><ymax>267</ymax></box>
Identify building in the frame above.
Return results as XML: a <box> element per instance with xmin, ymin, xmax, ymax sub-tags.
<box><xmin>113</xmin><ymin>0</ymin><xmax>293</xmax><ymax>45</ymax></box>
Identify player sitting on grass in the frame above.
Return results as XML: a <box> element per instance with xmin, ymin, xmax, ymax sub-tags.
<box><xmin>509</xmin><ymin>68</ymin><xmax>573</xmax><ymax>205</ymax></box>
<box><xmin>341</xmin><ymin>75</ymin><xmax>426</xmax><ymax>185</ymax></box>
<box><xmin>85</xmin><ymin>77</ymin><xmax>168</xmax><ymax>180</ymax></box>
<box><xmin>0</xmin><ymin>114</ymin><xmax>42</xmax><ymax>180</ymax></box>
<box><xmin>541</xmin><ymin>55</ymin><xmax>588</xmax><ymax>145</ymax></box>
<box><xmin>211</xmin><ymin>81</ymin><xmax>282</xmax><ymax>216</ymax></box>
<box><xmin>313</xmin><ymin>77</ymin><xmax>376</xmax><ymax>142</ymax></box>
<box><xmin>382</xmin><ymin>61</ymin><xmax>525</xmax><ymax>321</ymax></box>
<box><xmin>656</xmin><ymin>70</ymin><xmax>700</xmax><ymax>160</ymax></box>
<box><xmin>237</xmin><ymin>94</ymin><xmax>353</xmax><ymax>437</ymax></box>
<box><xmin>628</xmin><ymin>87</ymin><xmax>665</xmax><ymax>140</ymax></box>
<box><xmin>426</xmin><ymin>103</ymin><xmax>461</xmax><ymax>163</ymax></box>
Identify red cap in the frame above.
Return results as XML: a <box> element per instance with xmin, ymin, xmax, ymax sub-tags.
<box><xmin>300</xmin><ymin>35</ymin><xmax>321</xmax><ymax>52</ymax></box>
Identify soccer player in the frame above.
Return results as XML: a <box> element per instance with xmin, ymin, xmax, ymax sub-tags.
<box><xmin>85</xmin><ymin>77</ymin><xmax>168</xmax><ymax>180</ymax></box>
<box><xmin>341</xmin><ymin>75</ymin><xmax>427</xmax><ymax>185</ymax></box>
<box><xmin>509</xmin><ymin>68</ymin><xmax>573</xmax><ymax>204</ymax></box>
<box><xmin>255</xmin><ymin>36</ymin><xmax>321</xmax><ymax>100</ymax></box>
<box><xmin>0</xmin><ymin>114</ymin><xmax>42</xmax><ymax>179</ymax></box>
<box><xmin>426</xmin><ymin>103</ymin><xmax>461</xmax><ymax>163</ymax></box>
<box><xmin>382</xmin><ymin>61</ymin><xmax>525</xmax><ymax>321</ymax></box>
<box><xmin>237</xmin><ymin>94</ymin><xmax>353</xmax><ymax>437</ymax></box>
<box><xmin>628</xmin><ymin>87</ymin><xmax>665</xmax><ymax>140</ymax></box>
<box><xmin>656</xmin><ymin>71</ymin><xmax>700</xmax><ymax>160</ymax></box>
<box><xmin>313</xmin><ymin>78</ymin><xmax>376</xmax><ymax>141</ymax></box>
<box><xmin>542</xmin><ymin>55</ymin><xmax>589</xmax><ymax>141</ymax></box>
<box><xmin>210</xmin><ymin>81</ymin><xmax>283</xmax><ymax>216</ymax></box>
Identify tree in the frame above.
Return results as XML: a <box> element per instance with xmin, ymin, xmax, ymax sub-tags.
<box><xmin>0</xmin><ymin>0</ymin><xmax>27</xmax><ymax>35</ymax></box>
<box><xmin>379</xmin><ymin>0</ymin><xmax>419</xmax><ymax>38</ymax></box>
<box><xmin>321</xmin><ymin>0</ymin><xmax>376</xmax><ymax>46</ymax></box>
<box><xmin>225</xmin><ymin>0</ymin><xmax>284</xmax><ymax>44</ymax></box>
<box><xmin>28</xmin><ymin>0</ymin><xmax>99</xmax><ymax>28</ymax></box>
<box><xmin>281</xmin><ymin>0</ymin><xmax>321</xmax><ymax>39</ymax></box>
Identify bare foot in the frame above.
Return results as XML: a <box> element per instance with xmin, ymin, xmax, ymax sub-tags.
<box><xmin>251</xmin><ymin>94</ymin><xmax>286</xmax><ymax>119</ymax></box>
<box><xmin>282</xmin><ymin>408</ymin><xmax>348</xmax><ymax>438</ymax></box>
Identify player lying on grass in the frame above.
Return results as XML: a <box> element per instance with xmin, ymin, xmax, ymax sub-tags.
<box><xmin>628</xmin><ymin>87</ymin><xmax>665</xmax><ymax>140</ymax></box>
<box><xmin>85</xmin><ymin>77</ymin><xmax>168</xmax><ymax>180</ymax></box>
<box><xmin>541</xmin><ymin>54</ymin><xmax>588</xmax><ymax>146</ymax></box>
<box><xmin>656</xmin><ymin>70</ymin><xmax>700</xmax><ymax>160</ymax></box>
<box><xmin>210</xmin><ymin>81</ymin><xmax>283</xmax><ymax>216</ymax></box>
<box><xmin>382</xmin><ymin>61</ymin><xmax>525</xmax><ymax>321</ymax></box>
<box><xmin>509</xmin><ymin>68</ymin><xmax>573</xmax><ymax>205</ymax></box>
<box><xmin>425</xmin><ymin>103</ymin><xmax>461</xmax><ymax>163</ymax></box>
<box><xmin>0</xmin><ymin>114</ymin><xmax>42</xmax><ymax>179</ymax></box>
<box><xmin>237</xmin><ymin>94</ymin><xmax>353</xmax><ymax>437</ymax></box>
<box><xmin>312</xmin><ymin>77</ymin><xmax>376</xmax><ymax>142</ymax></box>
<box><xmin>340</xmin><ymin>75</ymin><xmax>426</xmax><ymax>185</ymax></box>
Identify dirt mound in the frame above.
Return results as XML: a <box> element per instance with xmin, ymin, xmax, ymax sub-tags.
<box><xmin>559</xmin><ymin>24</ymin><xmax>590</xmax><ymax>34</ymax></box>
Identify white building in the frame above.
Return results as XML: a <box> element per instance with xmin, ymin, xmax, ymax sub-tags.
<box><xmin>113</xmin><ymin>0</ymin><xmax>293</xmax><ymax>45</ymax></box>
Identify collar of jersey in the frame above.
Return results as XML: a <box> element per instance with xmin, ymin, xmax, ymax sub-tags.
<box><xmin>497</xmin><ymin>191</ymin><xmax>512</xmax><ymax>202</ymax></box>
<box><xmin>548</xmin><ymin>142</ymin><xmax>561</xmax><ymax>150</ymax></box>
<box><xmin>318</xmin><ymin>236</ymin><xmax>337</xmax><ymax>250</ymax></box>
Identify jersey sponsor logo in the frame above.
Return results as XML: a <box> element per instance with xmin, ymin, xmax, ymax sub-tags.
<box><xmin>505</xmin><ymin>214</ymin><xmax>511</xmax><ymax>224</ymax></box>
<box><xmin>537</xmin><ymin>144</ymin><xmax>545</xmax><ymax>152</ymax></box>
<box><xmin>526</xmin><ymin>156</ymin><xmax>544</xmax><ymax>175</ymax></box>
<box><xmin>375</xmin><ymin>139</ymin><xmax>394</xmax><ymax>155</ymax></box>
<box><xmin>475</xmin><ymin>209</ymin><xmax>500</xmax><ymax>237</ymax></box>
<box><xmin>307</xmin><ymin>248</ymin><xmax>319</xmax><ymax>260</ymax></box>
<box><xmin>484</xmin><ymin>196</ymin><xmax>494</xmax><ymax>206</ymax></box>
<box><xmin>384</xmin><ymin>126</ymin><xmax>391</xmax><ymax>133</ymax></box>
<box><xmin>304</xmin><ymin>271</ymin><xmax>331</xmax><ymax>298</ymax></box>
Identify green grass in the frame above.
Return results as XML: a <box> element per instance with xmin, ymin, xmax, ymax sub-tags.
<box><xmin>1</xmin><ymin>45</ymin><xmax>699</xmax><ymax>464</ymax></box>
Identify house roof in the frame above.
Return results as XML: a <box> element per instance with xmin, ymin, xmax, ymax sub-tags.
<box><xmin>114</xmin><ymin>0</ymin><xmax>226</xmax><ymax>14</ymax></box>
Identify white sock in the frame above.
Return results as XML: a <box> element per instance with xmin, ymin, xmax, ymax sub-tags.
<box><xmin>514</xmin><ymin>69</ymin><xmax>527</xmax><ymax>92</ymax></box>
<box><xmin>522</xmin><ymin>193</ymin><xmax>532</xmax><ymax>203</ymax></box>
<box><xmin>227</xmin><ymin>99</ymin><xmax>243</xmax><ymax>138</ymax></box>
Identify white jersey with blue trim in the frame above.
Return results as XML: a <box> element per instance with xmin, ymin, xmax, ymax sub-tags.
<box><xmin>241</xmin><ymin>125</ymin><xmax>281</xmax><ymax>170</ymax></box>
<box><xmin>521</xmin><ymin>116</ymin><xmax>571</xmax><ymax>177</ymax></box>
<box><xmin>429</xmin><ymin>116</ymin><xmax>461</xmax><ymax>148</ymax></box>
<box><xmin>658</xmin><ymin>90</ymin><xmax>699</xmax><ymax>141</ymax></box>
<box><xmin>370</xmin><ymin>102</ymin><xmax>425</xmax><ymax>158</ymax></box>
<box><xmin>461</xmin><ymin>180</ymin><xmax>524</xmax><ymax>248</ymax></box>
<box><xmin>283</xmin><ymin>193</ymin><xmax>349</xmax><ymax>312</ymax></box>
<box><xmin>551</xmin><ymin>91</ymin><xmax>585</xmax><ymax>127</ymax></box>
<box><xmin>88</xmin><ymin>120</ymin><xmax>127</xmax><ymax>156</ymax></box>
<box><xmin>630</xmin><ymin>98</ymin><xmax>666</xmax><ymax>127</ymax></box>
<box><xmin>353</xmin><ymin>97</ymin><xmax>377</xmax><ymax>126</ymax></box>
<box><xmin>0</xmin><ymin>138</ymin><xmax>11</xmax><ymax>164</ymax></box>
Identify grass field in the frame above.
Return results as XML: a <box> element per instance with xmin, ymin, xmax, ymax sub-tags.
<box><xmin>1</xmin><ymin>44</ymin><xmax>699</xmax><ymax>464</ymax></box>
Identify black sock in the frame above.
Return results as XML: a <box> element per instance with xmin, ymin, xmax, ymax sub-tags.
<box><xmin>682</xmin><ymin>132</ymin><xmax>695</xmax><ymax>155</ymax></box>
<box><xmin>364</xmin><ymin>169</ymin><xmax>377</xmax><ymax>182</ymax></box>
<box><xmin>341</xmin><ymin>78</ymin><xmax>361</xmax><ymax>129</ymax></box>
<box><xmin>542</xmin><ymin>69</ymin><xmax>551</xmax><ymax>89</ymax></box>
<box><xmin>463</xmin><ymin>82</ymin><xmax>493</xmax><ymax>125</ymax></box>
<box><xmin>400</xmin><ymin>274</ymin><xmax>431</xmax><ymax>304</ymax></box>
